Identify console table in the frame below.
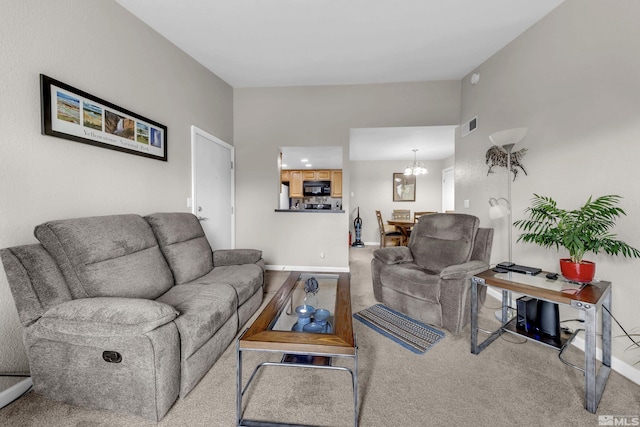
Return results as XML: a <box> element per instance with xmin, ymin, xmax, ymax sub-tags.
<box><xmin>470</xmin><ymin>269</ymin><xmax>611</xmax><ymax>413</ymax></box>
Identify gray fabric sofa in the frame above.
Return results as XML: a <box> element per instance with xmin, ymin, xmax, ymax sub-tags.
<box><xmin>371</xmin><ymin>213</ymin><xmax>493</xmax><ymax>335</ymax></box>
<box><xmin>0</xmin><ymin>212</ymin><xmax>264</xmax><ymax>421</ymax></box>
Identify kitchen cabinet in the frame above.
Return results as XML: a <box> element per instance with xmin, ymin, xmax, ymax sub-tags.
<box><xmin>283</xmin><ymin>169</ymin><xmax>340</xmax><ymax>198</ymax></box>
<box><xmin>330</xmin><ymin>170</ymin><xmax>342</xmax><ymax>197</ymax></box>
<box><xmin>289</xmin><ymin>170</ymin><xmax>303</xmax><ymax>198</ymax></box>
<box><xmin>316</xmin><ymin>170</ymin><xmax>331</xmax><ymax>180</ymax></box>
<box><xmin>302</xmin><ymin>170</ymin><xmax>331</xmax><ymax>181</ymax></box>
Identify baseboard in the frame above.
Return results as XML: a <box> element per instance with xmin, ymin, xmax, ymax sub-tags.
<box><xmin>486</xmin><ymin>288</ymin><xmax>640</xmax><ymax>385</ymax></box>
<box><xmin>0</xmin><ymin>377</ymin><xmax>32</xmax><ymax>409</ymax></box>
<box><xmin>570</xmin><ymin>335</ymin><xmax>640</xmax><ymax>385</ymax></box>
<box><xmin>360</xmin><ymin>242</ymin><xmax>405</xmax><ymax>248</ymax></box>
<box><xmin>265</xmin><ymin>265</ymin><xmax>350</xmax><ymax>273</ymax></box>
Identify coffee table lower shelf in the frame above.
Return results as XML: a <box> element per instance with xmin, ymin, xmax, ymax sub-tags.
<box><xmin>236</xmin><ymin>271</ymin><xmax>357</xmax><ymax>426</ymax></box>
<box><xmin>236</xmin><ymin>336</ymin><xmax>358</xmax><ymax>427</ymax></box>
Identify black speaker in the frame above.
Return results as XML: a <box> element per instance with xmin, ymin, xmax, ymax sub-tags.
<box><xmin>516</xmin><ymin>296</ymin><xmax>538</xmax><ymax>332</ymax></box>
<box><xmin>536</xmin><ymin>300</ymin><xmax>560</xmax><ymax>337</ymax></box>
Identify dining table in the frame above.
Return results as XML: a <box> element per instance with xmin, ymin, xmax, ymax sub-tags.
<box><xmin>387</xmin><ymin>219</ymin><xmax>415</xmax><ymax>244</ymax></box>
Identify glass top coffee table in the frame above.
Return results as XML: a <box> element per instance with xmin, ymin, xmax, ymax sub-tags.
<box><xmin>236</xmin><ymin>271</ymin><xmax>358</xmax><ymax>426</ymax></box>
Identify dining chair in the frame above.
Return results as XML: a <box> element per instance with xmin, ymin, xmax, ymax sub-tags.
<box><xmin>376</xmin><ymin>210</ymin><xmax>404</xmax><ymax>247</ymax></box>
<box><xmin>391</xmin><ymin>209</ymin><xmax>411</xmax><ymax>220</ymax></box>
<box><xmin>414</xmin><ymin>211</ymin><xmax>437</xmax><ymax>223</ymax></box>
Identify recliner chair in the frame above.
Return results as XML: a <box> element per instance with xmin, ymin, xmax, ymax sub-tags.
<box><xmin>371</xmin><ymin>213</ymin><xmax>493</xmax><ymax>334</ymax></box>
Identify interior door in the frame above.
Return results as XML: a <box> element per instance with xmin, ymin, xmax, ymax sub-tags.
<box><xmin>442</xmin><ymin>167</ymin><xmax>454</xmax><ymax>212</ymax></box>
<box><xmin>191</xmin><ymin>126</ymin><xmax>234</xmax><ymax>250</ymax></box>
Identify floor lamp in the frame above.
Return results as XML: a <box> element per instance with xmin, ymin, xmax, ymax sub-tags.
<box><xmin>488</xmin><ymin>127</ymin><xmax>528</xmax><ymax>321</ymax></box>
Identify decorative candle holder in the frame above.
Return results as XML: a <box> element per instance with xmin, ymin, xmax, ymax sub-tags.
<box><xmin>292</xmin><ymin>304</ymin><xmax>315</xmax><ymax>331</ymax></box>
<box><xmin>313</xmin><ymin>308</ymin><xmax>331</xmax><ymax>333</ymax></box>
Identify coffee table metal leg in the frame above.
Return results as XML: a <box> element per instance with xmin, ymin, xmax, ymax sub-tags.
<box><xmin>236</xmin><ymin>338</ymin><xmax>242</xmax><ymax>427</ymax></box>
<box><xmin>353</xmin><ymin>335</ymin><xmax>359</xmax><ymax>427</ymax></box>
<box><xmin>235</xmin><ymin>352</ymin><xmax>359</xmax><ymax>426</ymax></box>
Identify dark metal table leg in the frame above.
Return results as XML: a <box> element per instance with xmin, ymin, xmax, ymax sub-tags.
<box><xmin>236</xmin><ymin>338</ymin><xmax>242</xmax><ymax>426</ymax></box>
<box><xmin>471</xmin><ymin>277</ymin><xmax>501</xmax><ymax>354</ymax></box>
<box><xmin>583</xmin><ymin>290</ymin><xmax>611</xmax><ymax>413</ymax></box>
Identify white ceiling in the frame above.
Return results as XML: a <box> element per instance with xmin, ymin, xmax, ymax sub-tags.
<box><xmin>115</xmin><ymin>0</ymin><xmax>564</xmax><ymax>88</ymax></box>
<box><xmin>281</xmin><ymin>126</ymin><xmax>454</xmax><ymax>169</ymax></box>
<box><xmin>350</xmin><ymin>126</ymin><xmax>456</xmax><ymax>162</ymax></box>
<box><xmin>115</xmin><ymin>0</ymin><xmax>563</xmax><ymax>162</ymax></box>
<box><xmin>281</xmin><ymin>146</ymin><xmax>343</xmax><ymax>170</ymax></box>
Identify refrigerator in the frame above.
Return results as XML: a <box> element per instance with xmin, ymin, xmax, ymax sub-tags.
<box><xmin>279</xmin><ymin>184</ymin><xmax>290</xmax><ymax>209</ymax></box>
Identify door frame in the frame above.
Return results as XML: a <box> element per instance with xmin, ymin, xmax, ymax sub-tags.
<box><xmin>442</xmin><ymin>166</ymin><xmax>454</xmax><ymax>212</ymax></box>
<box><xmin>191</xmin><ymin>125</ymin><xmax>235</xmax><ymax>248</ymax></box>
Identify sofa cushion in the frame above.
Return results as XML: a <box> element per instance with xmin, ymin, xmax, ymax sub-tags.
<box><xmin>34</xmin><ymin>214</ymin><xmax>174</xmax><ymax>300</ymax></box>
<box><xmin>380</xmin><ymin>263</ymin><xmax>441</xmax><ymax>303</ymax></box>
<box><xmin>409</xmin><ymin>213</ymin><xmax>479</xmax><ymax>273</ymax></box>
<box><xmin>156</xmin><ymin>284</ymin><xmax>237</xmax><ymax>360</ymax></box>
<box><xmin>145</xmin><ymin>213</ymin><xmax>214</xmax><ymax>285</ymax></box>
<box><xmin>188</xmin><ymin>264</ymin><xmax>263</xmax><ymax>306</ymax></box>
<box><xmin>213</xmin><ymin>249</ymin><xmax>262</xmax><ymax>267</ymax></box>
<box><xmin>38</xmin><ymin>297</ymin><xmax>178</xmax><ymax>336</ymax></box>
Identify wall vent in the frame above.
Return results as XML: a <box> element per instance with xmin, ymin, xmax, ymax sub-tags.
<box><xmin>461</xmin><ymin>116</ymin><xmax>477</xmax><ymax>137</ymax></box>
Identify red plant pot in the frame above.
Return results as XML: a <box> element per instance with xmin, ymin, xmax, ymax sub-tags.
<box><xmin>559</xmin><ymin>258</ymin><xmax>596</xmax><ymax>283</ymax></box>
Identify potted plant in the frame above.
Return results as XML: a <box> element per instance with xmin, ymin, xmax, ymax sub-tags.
<box><xmin>513</xmin><ymin>194</ymin><xmax>640</xmax><ymax>283</ymax></box>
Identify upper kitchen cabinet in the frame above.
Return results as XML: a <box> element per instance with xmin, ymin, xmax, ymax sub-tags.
<box><xmin>330</xmin><ymin>170</ymin><xmax>342</xmax><ymax>197</ymax></box>
<box><xmin>284</xmin><ymin>169</ymin><xmax>338</xmax><ymax>198</ymax></box>
<box><xmin>289</xmin><ymin>170</ymin><xmax>303</xmax><ymax>198</ymax></box>
<box><xmin>303</xmin><ymin>170</ymin><xmax>331</xmax><ymax>181</ymax></box>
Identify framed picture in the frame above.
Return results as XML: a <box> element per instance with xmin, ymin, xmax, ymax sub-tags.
<box><xmin>40</xmin><ymin>74</ymin><xmax>167</xmax><ymax>161</ymax></box>
<box><xmin>393</xmin><ymin>173</ymin><xmax>416</xmax><ymax>202</ymax></box>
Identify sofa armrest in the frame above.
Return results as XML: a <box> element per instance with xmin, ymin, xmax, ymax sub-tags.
<box><xmin>373</xmin><ymin>246</ymin><xmax>414</xmax><ymax>265</ymax></box>
<box><xmin>440</xmin><ymin>260</ymin><xmax>489</xmax><ymax>280</ymax></box>
<box><xmin>38</xmin><ymin>297</ymin><xmax>178</xmax><ymax>337</ymax></box>
<box><xmin>213</xmin><ymin>249</ymin><xmax>262</xmax><ymax>267</ymax></box>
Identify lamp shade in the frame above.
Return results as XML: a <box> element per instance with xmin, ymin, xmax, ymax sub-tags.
<box><xmin>488</xmin><ymin>197</ymin><xmax>510</xmax><ymax>219</ymax></box>
<box><xmin>489</xmin><ymin>128</ymin><xmax>528</xmax><ymax>147</ymax></box>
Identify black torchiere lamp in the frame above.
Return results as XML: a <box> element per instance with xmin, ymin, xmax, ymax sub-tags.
<box><xmin>352</xmin><ymin>207</ymin><xmax>365</xmax><ymax>248</ymax></box>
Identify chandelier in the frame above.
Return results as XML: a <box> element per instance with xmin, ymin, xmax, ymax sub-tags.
<box><xmin>404</xmin><ymin>149</ymin><xmax>428</xmax><ymax>176</ymax></box>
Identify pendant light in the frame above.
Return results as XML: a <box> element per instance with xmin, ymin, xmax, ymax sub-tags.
<box><xmin>404</xmin><ymin>149</ymin><xmax>428</xmax><ymax>176</ymax></box>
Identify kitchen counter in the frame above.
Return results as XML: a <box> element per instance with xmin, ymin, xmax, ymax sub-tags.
<box><xmin>275</xmin><ymin>209</ymin><xmax>345</xmax><ymax>213</ymax></box>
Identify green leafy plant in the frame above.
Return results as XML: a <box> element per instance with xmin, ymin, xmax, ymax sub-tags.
<box><xmin>513</xmin><ymin>194</ymin><xmax>640</xmax><ymax>263</ymax></box>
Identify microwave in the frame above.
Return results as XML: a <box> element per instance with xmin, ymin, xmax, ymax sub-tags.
<box><xmin>303</xmin><ymin>181</ymin><xmax>331</xmax><ymax>196</ymax></box>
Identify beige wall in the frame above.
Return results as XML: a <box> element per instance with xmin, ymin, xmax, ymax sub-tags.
<box><xmin>0</xmin><ymin>0</ymin><xmax>233</xmax><ymax>375</ymax></box>
<box><xmin>350</xmin><ymin>158</ymin><xmax>450</xmax><ymax>244</ymax></box>
<box><xmin>456</xmin><ymin>0</ymin><xmax>640</xmax><ymax>369</ymax></box>
<box><xmin>234</xmin><ymin>82</ymin><xmax>460</xmax><ymax>268</ymax></box>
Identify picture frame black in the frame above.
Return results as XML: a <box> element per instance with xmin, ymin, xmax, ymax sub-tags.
<box><xmin>40</xmin><ymin>74</ymin><xmax>167</xmax><ymax>161</ymax></box>
<box><xmin>393</xmin><ymin>173</ymin><xmax>416</xmax><ymax>202</ymax></box>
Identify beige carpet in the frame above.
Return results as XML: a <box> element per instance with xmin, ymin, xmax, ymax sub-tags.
<box><xmin>1</xmin><ymin>247</ymin><xmax>639</xmax><ymax>426</ymax></box>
